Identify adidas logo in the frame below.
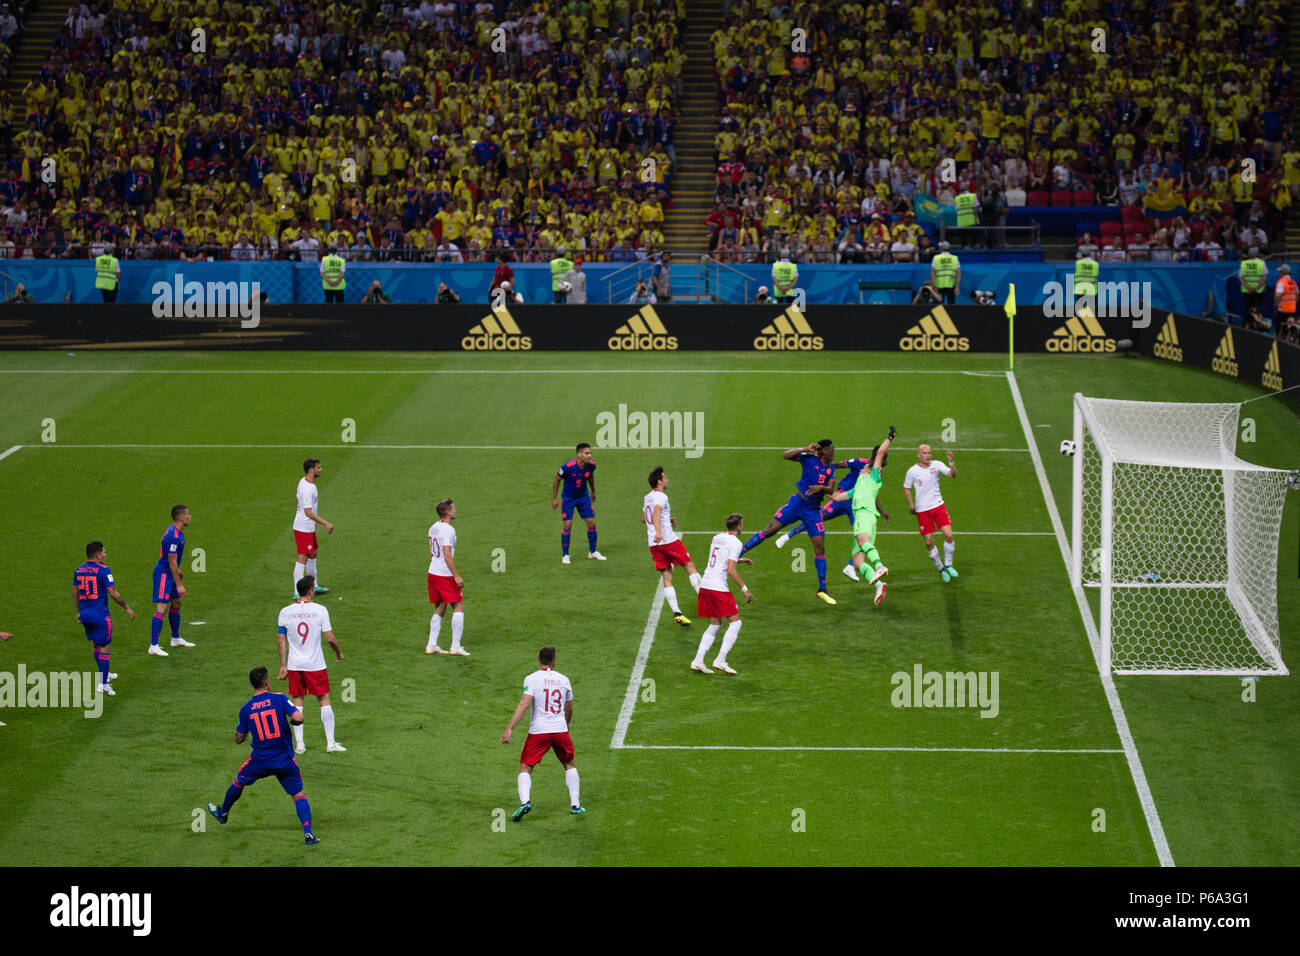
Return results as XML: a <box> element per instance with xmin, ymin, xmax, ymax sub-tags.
<box><xmin>1212</xmin><ymin>326</ymin><xmax>1238</xmax><ymax>377</ymax></box>
<box><xmin>754</xmin><ymin>307</ymin><xmax>823</xmax><ymax>350</ymax></box>
<box><xmin>1262</xmin><ymin>340</ymin><xmax>1284</xmax><ymax>390</ymax></box>
<box><xmin>900</xmin><ymin>307</ymin><xmax>969</xmax><ymax>351</ymax></box>
<box><xmin>1046</xmin><ymin>312</ymin><xmax>1116</xmax><ymax>353</ymax></box>
<box><xmin>609</xmin><ymin>306</ymin><xmax>677</xmax><ymax>350</ymax></box>
<box><xmin>1152</xmin><ymin>313</ymin><xmax>1183</xmax><ymax>363</ymax></box>
<box><xmin>462</xmin><ymin>309</ymin><xmax>532</xmax><ymax>351</ymax></box>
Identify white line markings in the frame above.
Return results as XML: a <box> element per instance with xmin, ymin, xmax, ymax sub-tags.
<box><xmin>0</xmin><ymin>368</ymin><xmax>1013</xmax><ymax>375</ymax></box>
<box><xmin>610</xmin><ymin>581</ymin><xmax>665</xmax><ymax>750</ymax></box>
<box><xmin>0</xmin><ymin>445</ymin><xmax>20</xmax><ymax>462</ymax></box>
<box><xmin>23</xmin><ymin>444</ymin><xmax>1031</xmax><ymax>452</ymax></box>
<box><xmin>677</xmin><ymin>530</ymin><xmax>1053</xmax><ymax>537</ymax></box>
<box><xmin>617</xmin><ymin>745</ymin><xmax>1125</xmax><ymax>754</ymax></box>
<box><xmin>1006</xmin><ymin>370</ymin><xmax>1173</xmax><ymax>867</ymax></box>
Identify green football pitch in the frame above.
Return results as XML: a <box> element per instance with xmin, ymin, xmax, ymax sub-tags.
<box><xmin>0</xmin><ymin>350</ymin><xmax>1296</xmax><ymax>866</ymax></box>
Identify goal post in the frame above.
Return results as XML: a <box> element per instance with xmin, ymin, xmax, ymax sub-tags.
<box><xmin>1071</xmin><ymin>393</ymin><xmax>1292</xmax><ymax>676</ymax></box>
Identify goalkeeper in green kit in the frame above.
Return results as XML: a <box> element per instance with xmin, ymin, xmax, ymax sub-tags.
<box><xmin>830</xmin><ymin>426</ymin><xmax>894</xmax><ymax>606</ymax></box>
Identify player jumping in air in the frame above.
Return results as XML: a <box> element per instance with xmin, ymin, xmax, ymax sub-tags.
<box><xmin>276</xmin><ymin>575</ymin><xmax>346</xmax><ymax>753</ymax></box>
<box><xmin>501</xmin><ymin>645</ymin><xmax>585</xmax><ymax>820</ymax></box>
<box><xmin>207</xmin><ymin>666</ymin><xmax>321</xmax><ymax>846</ymax></box>
<box><xmin>552</xmin><ymin>443</ymin><xmax>604</xmax><ymax>563</ymax></box>
<box><xmin>644</xmin><ymin>466</ymin><xmax>701</xmax><ymax>626</ymax></box>
<box><xmin>149</xmin><ymin>505</ymin><xmax>193</xmax><ymax>656</ymax></box>
<box><xmin>293</xmin><ymin>458</ymin><xmax>333</xmax><ymax>598</ymax></box>
<box><xmin>903</xmin><ymin>445</ymin><xmax>959</xmax><ymax>582</ymax></box>
<box><xmin>829</xmin><ymin>426</ymin><xmax>895</xmax><ymax>606</ymax></box>
<box><xmin>425</xmin><ymin>497</ymin><xmax>468</xmax><ymax>656</ymax></box>
<box><xmin>739</xmin><ymin>439</ymin><xmax>839</xmax><ymax>604</ymax></box>
<box><xmin>692</xmin><ymin>512</ymin><xmax>755</xmax><ymax>675</ymax></box>
<box><xmin>75</xmin><ymin>541</ymin><xmax>135</xmax><ymax>697</ymax></box>
<box><xmin>775</xmin><ymin>453</ymin><xmax>891</xmax><ymax>582</ymax></box>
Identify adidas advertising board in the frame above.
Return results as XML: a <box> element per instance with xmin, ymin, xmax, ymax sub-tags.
<box><xmin>609</xmin><ymin>306</ymin><xmax>677</xmax><ymax>350</ymax></box>
<box><xmin>461</xmin><ymin>308</ymin><xmax>532</xmax><ymax>350</ymax></box>
<box><xmin>1152</xmin><ymin>313</ymin><xmax>1183</xmax><ymax>362</ymax></box>
<box><xmin>753</xmin><ymin>307</ymin><xmax>824</xmax><ymax>350</ymax></box>
<box><xmin>899</xmin><ymin>307</ymin><xmax>970</xmax><ymax>351</ymax></box>
<box><xmin>1212</xmin><ymin>325</ymin><xmax>1239</xmax><ymax>377</ymax></box>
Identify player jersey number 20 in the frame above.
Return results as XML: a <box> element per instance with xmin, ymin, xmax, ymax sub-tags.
<box><xmin>542</xmin><ymin>688</ymin><xmax>563</xmax><ymax>714</ymax></box>
<box><xmin>76</xmin><ymin>574</ymin><xmax>99</xmax><ymax>600</ymax></box>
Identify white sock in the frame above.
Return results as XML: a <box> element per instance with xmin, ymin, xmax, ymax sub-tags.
<box><xmin>427</xmin><ymin>612</ymin><xmax>443</xmax><ymax>651</ymax></box>
<box><xmin>693</xmin><ymin>624</ymin><xmax>720</xmax><ymax>665</ymax></box>
<box><xmin>688</xmin><ymin>572</ymin><xmax>701</xmax><ymax>592</ymax></box>
<box><xmin>451</xmin><ymin>611</ymin><xmax>465</xmax><ymax>649</ymax></box>
<box><xmin>294</xmin><ymin>562</ymin><xmax>305</xmax><ymax>589</ymax></box>
<box><xmin>518</xmin><ymin>771</ymin><xmax>532</xmax><ymax>804</ymax></box>
<box><xmin>305</xmin><ymin>557</ymin><xmax>317</xmax><ymax>581</ymax></box>
<box><xmin>943</xmin><ymin>541</ymin><xmax>955</xmax><ymax>566</ymax></box>
<box><xmin>565</xmin><ymin>767</ymin><xmax>580</xmax><ymax>807</ymax></box>
<box><xmin>928</xmin><ymin>545</ymin><xmax>943</xmax><ymax>569</ymax></box>
<box><xmin>320</xmin><ymin>704</ymin><xmax>336</xmax><ymax>746</ymax></box>
<box><xmin>663</xmin><ymin>585</ymin><xmax>681</xmax><ymax>614</ymax></box>
<box><xmin>717</xmin><ymin>620</ymin><xmax>742</xmax><ymax>663</ymax></box>
<box><xmin>293</xmin><ymin>722</ymin><xmax>305</xmax><ymax>749</ymax></box>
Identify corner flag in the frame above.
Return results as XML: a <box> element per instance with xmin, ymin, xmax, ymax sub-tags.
<box><xmin>1004</xmin><ymin>283</ymin><xmax>1017</xmax><ymax>319</ymax></box>
<box><xmin>1005</xmin><ymin>284</ymin><xmax>1017</xmax><ymax>370</ymax></box>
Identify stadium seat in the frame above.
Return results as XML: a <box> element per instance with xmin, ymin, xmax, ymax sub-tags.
<box><xmin>1051</xmin><ymin>190</ymin><xmax>1074</xmax><ymax>206</ymax></box>
<box><xmin>1120</xmin><ymin>205</ymin><xmax>1145</xmax><ymax>223</ymax></box>
<box><xmin>1076</xmin><ymin>220</ymin><xmax>1099</xmax><ymax>237</ymax></box>
<box><xmin>1073</xmin><ymin>190</ymin><xmax>1096</xmax><ymax>206</ymax></box>
<box><xmin>1099</xmin><ymin>221</ymin><xmax>1124</xmax><ymax>243</ymax></box>
<box><xmin>1026</xmin><ymin>190</ymin><xmax>1050</xmax><ymax>206</ymax></box>
<box><xmin>1190</xmin><ymin>222</ymin><xmax>1205</xmax><ymax>243</ymax></box>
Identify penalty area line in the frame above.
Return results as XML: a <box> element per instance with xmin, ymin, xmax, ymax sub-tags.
<box><xmin>616</xmin><ymin>744</ymin><xmax>1125</xmax><ymax>754</ymax></box>
<box><xmin>0</xmin><ymin>368</ymin><xmax>1011</xmax><ymax>376</ymax></box>
<box><xmin>0</xmin><ymin>445</ymin><xmax>20</xmax><ymax>463</ymax></box>
<box><xmin>1005</xmin><ymin>369</ymin><xmax>1173</xmax><ymax>867</ymax></box>
<box><xmin>610</xmin><ymin>581</ymin><xmax>665</xmax><ymax>750</ymax></box>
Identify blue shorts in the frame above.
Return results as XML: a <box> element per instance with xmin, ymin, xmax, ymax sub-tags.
<box><xmin>772</xmin><ymin>494</ymin><xmax>826</xmax><ymax>537</ymax></box>
<box><xmin>821</xmin><ymin>499</ymin><xmax>852</xmax><ymax>523</ymax></box>
<box><xmin>82</xmin><ymin>617</ymin><xmax>112</xmax><ymax>645</ymax></box>
<box><xmin>561</xmin><ymin>496</ymin><xmax>595</xmax><ymax>521</ymax></box>
<box><xmin>234</xmin><ymin>755</ymin><xmax>304</xmax><ymax>796</ymax></box>
<box><xmin>152</xmin><ymin>567</ymin><xmax>179</xmax><ymax>603</ymax></box>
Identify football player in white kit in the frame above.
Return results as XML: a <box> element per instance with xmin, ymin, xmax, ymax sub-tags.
<box><xmin>293</xmin><ymin>458</ymin><xmax>334</xmax><ymax>597</ymax></box>
<box><xmin>691</xmin><ymin>512</ymin><xmax>754</xmax><ymax>676</ymax></box>
<box><xmin>425</xmin><ymin>498</ymin><xmax>468</xmax><ymax>656</ymax></box>
<box><xmin>902</xmin><ymin>444</ymin><xmax>959</xmax><ymax>582</ymax></box>
<box><xmin>277</xmin><ymin>575</ymin><xmax>346</xmax><ymax>753</ymax></box>
<box><xmin>643</xmin><ymin>466</ymin><xmax>702</xmax><ymax>627</ymax></box>
<box><xmin>500</xmin><ymin>645</ymin><xmax>584</xmax><ymax>821</ymax></box>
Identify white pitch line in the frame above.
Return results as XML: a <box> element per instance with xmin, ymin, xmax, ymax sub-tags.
<box><xmin>610</xmin><ymin>581</ymin><xmax>665</xmax><ymax>750</ymax></box>
<box><xmin>1006</xmin><ymin>370</ymin><xmax>1173</xmax><ymax>867</ymax></box>
<box><xmin>0</xmin><ymin>368</ymin><xmax>1009</xmax><ymax>376</ymax></box>
<box><xmin>617</xmin><ymin>744</ymin><xmax>1125</xmax><ymax>754</ymax></box>
<box><xmin>24</xmin><ymin>444</ymin><xmax>1031</xmax><ymax>452</ymax></box>
<box><xmin>677</xmin><ymin>530</ymin><xmax>1053</xmax><ymax>536</ymax></box>
<box><xmin>0</xmin><ymin>445</ymin><xmax>20</xmax><ymax>462</ymax></box>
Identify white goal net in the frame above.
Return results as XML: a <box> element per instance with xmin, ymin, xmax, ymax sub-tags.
<box><xmin>1071</xmin><ymin>394</ymin><xmax>1292</xmax><ymax>675</ymax></box>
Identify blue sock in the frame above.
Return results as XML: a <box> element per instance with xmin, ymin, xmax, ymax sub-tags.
<box><xmin>815</xmin><ymin>557</ymin><xmax>827</xmax><ymax>590</ymax></box>
<box><xmin>293</xmin><ymin>793</ymin><xmax>313</xmax><ymax>832</ymax></box>
<box><xmin>741</xmin><ymin>530</ymin><xmax>766</xmax><ymax>554</ymax></box>
<box><xmin>787</xmin><ymin>523</ymin><xmax>804</xmax><ymax>540</ymax></box>
<box><xmin>150</xmin><ymin>612</ymin><xmax>163</xmax><ymax>646</ymax></box>
<box><xmin>169</xmin><ymin>610</ymin><xmax>180</xmax><ymax>640</ymax></box>
<box><xmin>94</xmin><ymin>647</ymin><xmax>110</xmax><ymax>684</ymax></box>
<box><xmin>587</xmin><ymin>527</ymin><xmax>598</xmax><ymax>552</ymax></box>
<box><xmin>561</xmin><ymin>531</ymin><xmax>571</xmax><ymax>556</ymax></box>
<box><xmin>220</xmin><ymin>782</ymin><xmax>243</xmax><ymax>815</ymax></box>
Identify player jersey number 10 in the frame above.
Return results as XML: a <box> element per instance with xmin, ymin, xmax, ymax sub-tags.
<box><xmin>249</xmin><ymin>710</ymin><xmax>282</xmax><ymax>740</ymax></box>
<box><xmin>431</xmin><ymin>538</ymin><xmax>443</xmax><ymax>558</ymax></box>
<box><xmin>542</xmin><ymin>688</ymin><xmax>563</xmax><ymax>714</ymax></box>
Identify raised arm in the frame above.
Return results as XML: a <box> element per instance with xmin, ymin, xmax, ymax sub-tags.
<box><xmin>783</xmin><ymin>443</ymin><xmax>818</xmax><ymax>461</ymax></box>
<box><xmin>945</xmin><ymin>449</ymin><xmax>956</xmax><ymax>477</ymax></box>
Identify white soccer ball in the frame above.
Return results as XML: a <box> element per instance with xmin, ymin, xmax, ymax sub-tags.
<box><xmin>1060</xmin><ymin>439</ymin><xmax>1077</xmax><ymax>457</ymax></box>
<box><xmin>559</xmin><ymin>281</ymin><xmax>572</xmax><ymax>293</ymax></box>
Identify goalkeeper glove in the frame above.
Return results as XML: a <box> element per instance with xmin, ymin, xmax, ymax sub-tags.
<box><xmin>887</xmin><ymin>425</ymin><xmax>896</xmax><ymax>440</ymax></box>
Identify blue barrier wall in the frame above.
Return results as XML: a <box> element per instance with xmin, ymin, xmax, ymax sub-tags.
<box><xmin>0</xmin><ymin>259</ymin><xmax>1288</xmax><ymax>315</ymax></box>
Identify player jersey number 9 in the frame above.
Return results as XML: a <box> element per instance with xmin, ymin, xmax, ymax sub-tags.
<box><xmin>542</xmin><ymin>688</ymin><xmax>563</xmax><ymax>714</ymax></box>
<box><xmin>249</xmin><ymin>709</ymin><xmax>281</xmax><ymax>740</ymax></box>
<box><xmin>77</xmin><ymin>574</ymin><xmax>99</xmax><ymax>600</ymax></box>
<box><xmin>297</xmin><ymin>620</ymin><xmax>310</xmax><ymax>646</ymax></box>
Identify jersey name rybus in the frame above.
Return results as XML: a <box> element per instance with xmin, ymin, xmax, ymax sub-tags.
<box><xmin>595</xmin><ymin>403</ymin><xmax>704</xmax><ymax>459</ymax></box>
<box><xmin>151</xmin><ymin>274</ymin><xmax>261</xmax><ymax>328</ymax></box>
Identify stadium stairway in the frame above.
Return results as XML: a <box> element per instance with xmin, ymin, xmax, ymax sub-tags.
<box><xmin>5</xmin><ymin>1</ymin><xmax>63</xmax><ymax>98</ymax></box>
<box><xmin>663</xmin><ymin>0</ymin><xmax>724</xmax><ymax>253</ymax></box>
<box><xmin>1289</xmin><ymin>8</ymin><xmax>1300</xmax><ymax>254</ymax></box>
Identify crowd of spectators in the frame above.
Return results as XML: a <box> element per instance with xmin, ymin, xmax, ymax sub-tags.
<box><xmin>704</xmin><ymin>0</ymin><xmax>1295</xmax><ymax>263</ymax></box>
<box><xmin>0</xmin><ymin>0</ymin><xmax>683</xmax><ymax>262</ymax></box>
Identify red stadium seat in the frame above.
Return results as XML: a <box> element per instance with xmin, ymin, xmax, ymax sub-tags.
<box><xmin>1099</xmin><ymin>221</ymin><xmax>1124</xmax><ymax>242</ymax></box>
<box><xmin>1026</xmin><ymin>190</ymin><xmax>1050</xmax><ymax>206</ymax></box>
<box><xmin>1073</xmin><ymin>189</ymin><xmax>1096</xmax><ymax>206</ymax></box>
<box><xmin>1051</xmin><ymin>189</ymin><xmax>1073</xmax><ymax>206</ymax></box>
<box><xmin>1120</xmin><ymin>204</ymin><xmax>1145</xmax><ymax>223</ymax></box>
<box><xmin>1190</xmin><ymin>222</ymin><xmax>1205</xmax><ymax>243</ymax></box>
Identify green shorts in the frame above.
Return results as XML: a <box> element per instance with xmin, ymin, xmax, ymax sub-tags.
<box><xmin>851</xmin><ymin>509</ymin><xmax>877</xmax><ymax>554</ymax></box>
